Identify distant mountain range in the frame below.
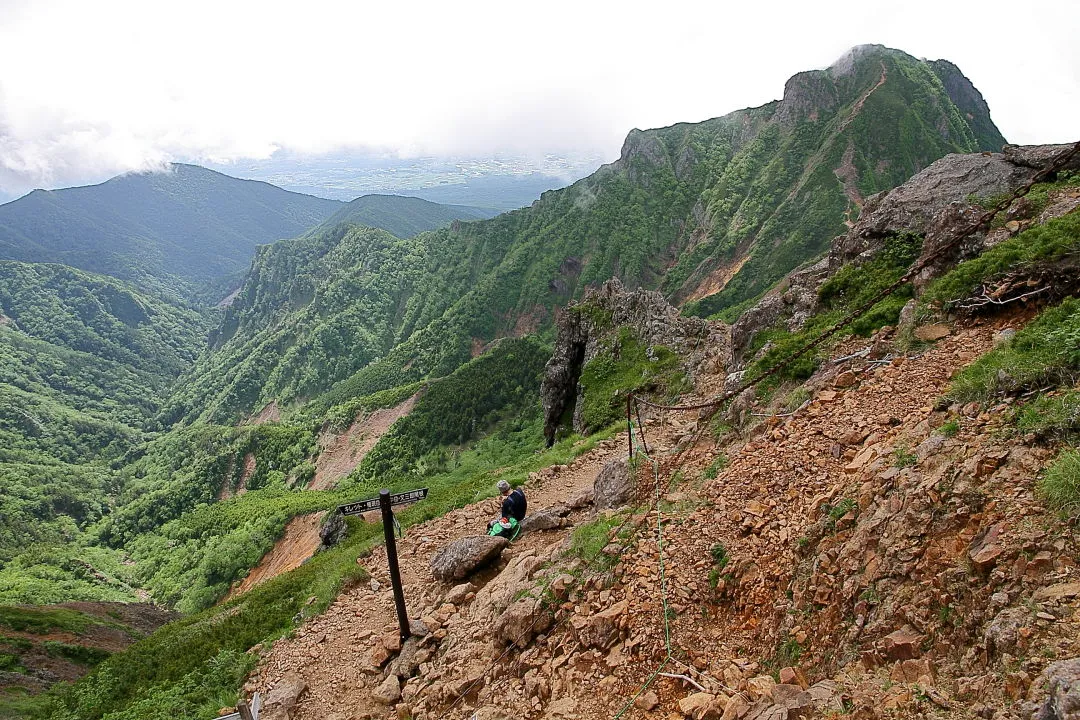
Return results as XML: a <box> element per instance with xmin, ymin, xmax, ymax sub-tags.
<box><xmin>318</xmin><ymin>194</ymin><xmax>496</xmax><ymax>238</ymax></box>
<box><xmin>0</xmin><ymin>165</ymin><xmax>493</xmax><ymax>296</ymax></box>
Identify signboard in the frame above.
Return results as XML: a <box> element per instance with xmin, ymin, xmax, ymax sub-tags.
<box><xmin>338</xmin><ymin>488</ymin><xmax>428</xmax><ymax>516</ymax></box>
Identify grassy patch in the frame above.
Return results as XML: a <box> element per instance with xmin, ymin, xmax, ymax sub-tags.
<box><xmin>948</xmin><ymin>298</ymin><xmax>1080</xmax><ymax>403</ymax></box>
<box><xmin>702</xmin><ymin>454</ymin><xmax>729</xmax><ymax>480</ymax></box>
<box><xmin>1015</xmin><ymin>391</ymin><xmax>1080</xmax><ymax>438</ymax></box>
<box><xmin>893</xmin><ymin>445</ymin><xmax>917</xmax><ymax>468</ymax></box>
<box><xmin>0</xmin><ymin>606</ymin><xmax>96</xmax><ymax>635</ymax></box>
<box><xmin>578</xmin><ymin>327</ymin><xmax>690</xmax><ymax>433</ymax></box>
<box><xmin>938</xmin><ymin>419</ymin><xmax>961</xmax><ymax>438</ymax></box>
<box><xmin>0</xmin><ymin>651</ymin><xmax>26</xmax><ymax>673</ymax></box>
<box><xmin>920</xmin><ymin>211</ymin><xmax>1080</xmax><ymax>311</ymax></box>
<box><xmin>785</xmin><ymin>386</ymin><xmax>812</xmax><ymax>411</ymax></box>
<box><xmin>1040</xmin><ymin>448</ymin><xmax>1080</xmax><ymax>519</ymax></box>
<box><xmin>565</xmin><ymin>512</ymin><xmax>629</xmax><ymax>572</ymax></box>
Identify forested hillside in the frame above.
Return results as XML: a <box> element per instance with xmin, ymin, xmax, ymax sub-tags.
<box><xmin>0</xmin><ymin>262</ymin><xmax>210</xmax><ymax>599</ymax></box>
<box><xmin>167</xmin><ymin>45</ymin><xmax>1005</xmax><ymax>424</ymax></box>
<box><xmin>0</xmin><ymin>165</ymin><xmax>342</xmax><ymax>295</ymax></box>
<box><xmin>317</xmin><ymin>194</ymin><xmax>494</xmax><ymax>238</ymax></box>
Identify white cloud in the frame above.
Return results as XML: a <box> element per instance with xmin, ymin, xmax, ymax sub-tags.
<box><xmin>0</xmin><ymin>0</ymin><xmax>1076</xmax><ymax>197</ymax></box>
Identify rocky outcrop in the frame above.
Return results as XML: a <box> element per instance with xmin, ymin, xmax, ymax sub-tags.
<box><xmin>833</xmin><ymin>142</ymin><xmax>1079</xmax><ymax>272</ymax></box>
<box><xmin>430</xmin><ymin>536</ymin><xmax>509</xmax><ymax>582</ymax></box>
<box><xmin>318</xmin><ymin>511</ymin><xmax>347</xmax><ymax>550</ymax></box>
<box><xmin>541</xmin><ymin>279</ymin><xmax>729</xmax><ymax>443</ymax></box>
<box><xmin>594</xmin><ymin>457</ymin><xmax>638</xmax><ymax>510</ymax></box>
<box><xmin>730</xmin><ymin>258</ymin><xmax>831</xmax><ymax>359</ymax></box>
<box><xmin>731</xmin><ymin>143</ymin><xmax>1078</xmax><ymax>358</ymax></box>
<box><xmin>260</xmin><ymin>673</ymin><xmax>307</xmax><ymax>720</ymax></box>
<box><xmin>1035</xmin><ymin>658</ymin><xmax>1080</xmax><ymax>720</ymax></box>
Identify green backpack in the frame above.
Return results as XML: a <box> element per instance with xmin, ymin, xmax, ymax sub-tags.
<box><xmin>487</xmin><ymin>516</ymin><xmax>520</xmax><ymax>541</ymax></box>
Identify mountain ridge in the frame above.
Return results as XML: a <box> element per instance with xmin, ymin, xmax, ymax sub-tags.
<box><xmin>165</xmin><ymin>45</ymin><xmax>1008</xmax><ymax>424</ymax></box>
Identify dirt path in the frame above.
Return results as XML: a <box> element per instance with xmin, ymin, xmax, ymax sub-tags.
<box><xmin>226</xmin><ymin>513</ymin><xmax>325</xmax><ymax>600</ymax></box>
<box><xmin>247</xmin><ymin>430</ymin><xmax>644</xmax><ymax>720</ymax></box>
<box><xmin>245</xmin><ymin>323</ymin><xmax>1072</xmax><ymax>720</ymax></box>
<box><xmin>310</xmin><ymin>394</ymin><xmax>419</xmax><ymax>490</ymax></box>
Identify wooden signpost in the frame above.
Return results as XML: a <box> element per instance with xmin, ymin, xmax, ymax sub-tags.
<box><xmin>338</xmin><ymin>487</ymin><xmax>428</xmax><ymax>642</ymax></box>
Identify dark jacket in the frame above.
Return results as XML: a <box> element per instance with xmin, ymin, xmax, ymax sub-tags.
<box><xmin>500</xmin><ymin>488</ymin><xmax>527</xmax><ymax>521</ymax></box>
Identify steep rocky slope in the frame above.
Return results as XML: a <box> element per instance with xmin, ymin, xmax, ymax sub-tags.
<box><xmin>235</xmin><ymin>140</ymin><xmax>1079</xmax><ymax>720</ymax></box>
<box><xmin>241</xmin><ymin>317</ymin><xmax>1076</xmax><ymax>720</ymax></box>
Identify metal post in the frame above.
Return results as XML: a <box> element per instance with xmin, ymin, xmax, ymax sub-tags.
<box><xmin>380</xmin><ymin>489</ymin><xmax>411</xmax><ymax>643</ymax></box>
<box><xmin>626</xmin><ymin>394</ymin><xmax>634</xmax><ymax>459</ymax></box>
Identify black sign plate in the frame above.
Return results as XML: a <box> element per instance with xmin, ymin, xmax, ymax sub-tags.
<box><xmin>338</xmin><ymin>488</ymin><xmax>428</xmax><ymax>516</ymax></box>
<box><xmin>338</xmin><ymin>498</ymin><xmax>380</xmax><ymax>516</ymax></box>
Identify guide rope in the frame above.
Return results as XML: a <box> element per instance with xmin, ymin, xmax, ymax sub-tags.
<box><xmin>612</xmin><ymin>416</ymin><xmax>674</xmax><ymax>720</ymax></box>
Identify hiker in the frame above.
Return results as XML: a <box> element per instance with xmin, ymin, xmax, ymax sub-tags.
<box><xmin>487</xmin><ymin>480</ymin><xmax>527</xmax><ymax>540</ymax></box>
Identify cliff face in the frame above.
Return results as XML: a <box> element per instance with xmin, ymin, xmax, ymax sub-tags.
<box><xmin>540</xmin><ymin>279</ymin><xmax>729</xmax><ymax>445</ymax></box>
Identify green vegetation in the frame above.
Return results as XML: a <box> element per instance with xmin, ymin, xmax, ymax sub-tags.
<box><xmin>825</xmin><ymin>498</ymin><xmax>857</xmax><ymax>531</ymax></box>
<box><xmin>743</xmin><ymin>233</ymin><xmax>922</xmax><ymax>395</ymax></box>
<box><xmin>566</xmin><ymin>512</ymin><xmax>629</xmax><ymax>572</ymax></box>
<box><xmin>578</xmin><ymin>328</ymin><xmax>689</xmax><ymax>433</ymax></box>
<box><xmin>710</xmin><ymin>542</ymin><xmax>730</xmax><ymax>569</ymax></box>
<box><xmin>702</xmin><ymin>454</ymin><xmax>729</xmax><ymax>480</ymax></box>
<box><xmin>1040</xmin><ymin>449</ymin><xmax>1080</xmax><ymax>519</ymax></box>
<box><xmin>43</xmin><ymin>642</ymin><xmax>110</xmax><ymax>666</ymax></box>
<box><xmin>318</xmin><ymin>194</ymin><xmax>490</xmax><ymax>239</ymax></box>
<box><xmin>46</xmin><ymin>524</ymin><xmax>371</xmax><ymax>720</ymax></box>
<box><xmin>0</xmin><ymin>606</ymin><xmax>97</xmax><ymax>635</ymax></box>
<box><xmin>893</xmin><ymin>445</ymin><xmax>918</xmax><ymax>468</ymax></box>
<box><xmin>351</xmin><ymin>338</ymin><xmax>549</xmax><ymax>482</ymax></box>
<box><xmin>948</xmin><ymin>298</ymin><xmax>1080</xmax><ymax>403</ymax></box>
<box><xmin>938</xmin><ymin>419</ymin><xmax>961</xmax><ymax>438</ymax></box>
<box><xmin>1015</xmin><ymin>392</ymin><xmax>1080</xmax><ymax>438</ymax></box>
<box><xmin>921</xmin><ymin>210</ymin><xmax>1080</xmax><ymax>311</ymax></box>
<box><xmin>785</xmin><ymin>386</ymin><xmax>812</xmax><ymax>411</ymax></box>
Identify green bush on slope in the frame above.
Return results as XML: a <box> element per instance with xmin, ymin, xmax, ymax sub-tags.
<box><xmin>948</xmin><ymin>298</ymin><xmax>1080</xmax><ymax>403</ymax></box>
<box><xmin>743</xmin><ymin>233</ymin><xmax>921</xmax><ymax>394</ymax></box>
<box><xmin>920</xmin><ymin>210</ymin><xmax>1080</xmax><ymax>311</ymax></box>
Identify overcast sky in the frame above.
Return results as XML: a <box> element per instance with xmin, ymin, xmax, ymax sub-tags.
<box><xmin>1</xmin><ymin>0</ymin><xmax>1076</xmax><ymax>199</ymax></box>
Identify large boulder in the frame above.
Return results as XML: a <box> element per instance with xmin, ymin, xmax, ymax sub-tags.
<box><xmin>594</xmin><ymin>457</ymin><xmax>637</xmax><ymax>510</ymax></box>
<box><xmin>493</xmin><ymin>596</ymin><xmax>554</xmax><ymax>648</ymax></box>
<box><xmin>1035</xmin><ymin>658</ymin><xmax>1080</xmax><ymax>720</ymax></box>
<box><xmin>519</xmin><ymin>509</ymin><xmax>565</xmax><ymax>533</ymax></box>
<box><xmin>430</xmin><ymin>536</ymin><xmax>509</xmax><ymax>582</ymax></box>
<box><xmin>259</xmin><ymin>673</ymin><xmax>307</xmax><ymax>720</ymax></box>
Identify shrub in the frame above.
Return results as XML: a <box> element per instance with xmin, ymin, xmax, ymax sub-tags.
<box><xmin>710</xmin><ymin>542</ymin><xmax>729</xmax><ymax>570</ymax></box>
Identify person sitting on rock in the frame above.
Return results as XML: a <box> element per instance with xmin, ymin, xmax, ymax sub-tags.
<box><xmin>487</xmin><ymin>480</ymin><xmax>527</xmax><ymax>540</ymax></box>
